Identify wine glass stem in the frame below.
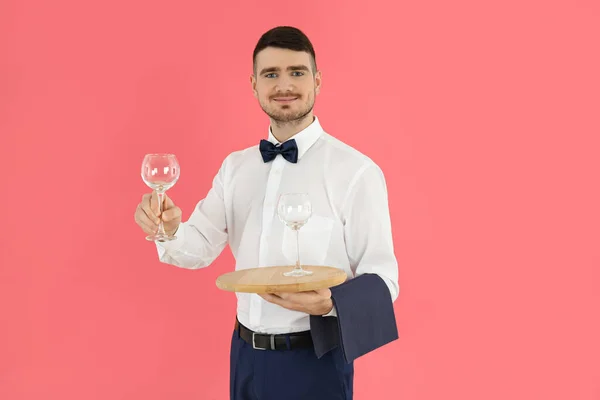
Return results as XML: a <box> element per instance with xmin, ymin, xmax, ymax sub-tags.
<box><xmin>157</xmin><ymin>191</ymin><xmax>166</xmax><ymax>236</ymax></box>
<box><xmin>295</xmin><ymin>228</ymin><xmax>302</xmax><ymax>271</ymax></box>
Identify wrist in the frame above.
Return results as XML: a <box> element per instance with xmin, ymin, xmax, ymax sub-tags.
<box><xmin>319</xmin><ymin>299</ymin><xmax>334</xmax><ymax>316</ymax></box>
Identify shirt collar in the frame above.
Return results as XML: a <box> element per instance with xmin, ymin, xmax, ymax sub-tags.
<box><xmin>267</xmin><ymin>116</ymin><xmax>324</xmax><ymax>161</ymax></box>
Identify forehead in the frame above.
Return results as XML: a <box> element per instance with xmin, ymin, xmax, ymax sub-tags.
<box><xmin>254</xmin><ymin>47</ymin><xmax>312</xmax><ymax>70</ymax></box>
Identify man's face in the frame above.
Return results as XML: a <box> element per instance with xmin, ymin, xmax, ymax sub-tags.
<box><xmin>251</xmin><ymin>47</ymin><xmax>321</xmax><ymax>123</ymax></box>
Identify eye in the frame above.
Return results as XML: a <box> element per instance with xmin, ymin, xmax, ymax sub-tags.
<box><xmin>291</xmin><ymin>71</ymin><xmax>304</xmax><ymax>77</ymax></box>
<box><xmin>265</xmin><ymin>73</ymin><xmax>277</xmax><ymax>78</ymax></box>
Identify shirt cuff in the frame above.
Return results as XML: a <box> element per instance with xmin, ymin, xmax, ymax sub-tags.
<box><xmin>322</xmin><ymin>304</ymin><xmax>338</xmax><ymax>317</ymax></box>
<box><xmin>155</xmin><ymin>224</ymin><xmax>185</xmax><ymax>252</ymax></box>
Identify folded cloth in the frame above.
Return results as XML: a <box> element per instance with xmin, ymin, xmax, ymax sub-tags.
<box><xmin>310</xmin><ymin>273</ymin><xmax>399</xmax><ymax>363</ymax></box>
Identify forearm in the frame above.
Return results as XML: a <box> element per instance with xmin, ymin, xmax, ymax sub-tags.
<box><xmin>156</xmin><ymin>224</ymin><xmax>225</xmax><ymax>269</ymax></box>
<box><xmin>156</xmin><ymin>195</ymin><xmax>228</xmax><ymax>269</ymax></box>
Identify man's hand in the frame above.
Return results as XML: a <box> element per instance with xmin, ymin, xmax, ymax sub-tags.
<box><xmin>135</xmin><ymin>191</ymin><xmax>181</xmax><ymax>236</ymax></box>
<box><xmin>258</xmin><ymin>288</ymin><xmax>334</xmax><ymax>316</ymax></box>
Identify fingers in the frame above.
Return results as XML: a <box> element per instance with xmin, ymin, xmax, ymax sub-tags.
<box><xmin>261</xmin><ymin>291</ymin><xmax>330</xmax><ymax>305</ymax></box>
<box><xmin>314</xmin><ymin>288</ymin><xmax>332</xmax><ymax>299</ymax></box>
<box><xmin>150</xmin><ymin>192</ymin><xmax>175</xmax><ymax>216</ymax></box>
<box><xmin>138</xmin><ymin>193</ymin><xmax>160</xmax><ymax>229</ymax></box>
<box><xmin>259</xmin><ymin>291</ymin><xmax>333</xmax><ymax>315</ymax></box>
<box><xmin>137</xmin><ymin>201</ymin><xmax>157</xmax><ymax>225</ymax></box>
<box><xmin>259</xmin><ymin>293</ymin><xmax>298</xmax><ymax>311</ymax></box>
<box><xmin>141</xmin><ymin>193</ymin><xmax>159</xmax><ymax>223</ymax></box>
<box><xmin>161</xmin><ymin>206</ymin><xmax>181</xmax><ymax>222</ymax></box>
<box><xmin>163</xmin><ymin>193</ymin><xmax>175</xmax><ymax>209</ymax></box>
<box><xmin>136</xmin><ymin>192</ymin><xmax>180</xmax><ymax>236</ymax></box>
<box><xmin>135</xmin><ymin>204</ymin><xmax>158</xmax><ymax>235</ymax></box>
<box><xmin>275</xmin><ymin>290</ymin><xmax>330</xmax><ymax>303</ymax></box>
<box><xmin>150</xmin><ymin>191</ymin><xmax>160</xmax><ymax>216</ymax></box>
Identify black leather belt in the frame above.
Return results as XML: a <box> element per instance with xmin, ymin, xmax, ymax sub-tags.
<box><xmin>235</xmin><ymin>319</ymin><xmax>313</xmax><ymax>351</ymax></box>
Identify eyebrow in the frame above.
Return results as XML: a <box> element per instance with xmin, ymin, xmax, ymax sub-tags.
<box><xmin>259</xmin><ymin>65</ymin><xmax>310</xmax><ymax>76</ymax></box>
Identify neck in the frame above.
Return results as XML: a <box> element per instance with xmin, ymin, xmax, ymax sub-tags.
<box><xmin>270</xmin><ymin>113</ymin><xmax>315</xmax><ymax>143</ymax></box>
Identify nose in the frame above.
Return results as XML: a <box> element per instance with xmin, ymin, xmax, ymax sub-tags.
<box><xmin>275</xmin><ymin>75</ymin><xmax>295</xmax><ymax>93</ymax></box>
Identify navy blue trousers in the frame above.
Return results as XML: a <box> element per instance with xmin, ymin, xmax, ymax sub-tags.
<box><xmin>229</xmin><ymin>328</ymin><xmax>354</xmax><ymax>400</ymax></box>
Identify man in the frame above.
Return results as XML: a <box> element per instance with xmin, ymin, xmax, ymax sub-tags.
<box><xmin>134</xmin><ymin>26</ymin><xmax>399</xmax><ymax>400</ymax></box>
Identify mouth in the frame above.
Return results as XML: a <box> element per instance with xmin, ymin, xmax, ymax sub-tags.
<box><xmin>272</xmin><ymin>96</ymin><xmax>299</xmax><ymax>104</ymax></box>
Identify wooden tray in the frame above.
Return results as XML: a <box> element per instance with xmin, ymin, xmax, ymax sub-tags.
<box><xmin>215</xmin><ymin>265</ymin><xmax>347</xmax><ymax>293</ymax></box>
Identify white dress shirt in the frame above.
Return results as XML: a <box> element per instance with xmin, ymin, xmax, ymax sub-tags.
<box><xmin>156</xmin><ymin>116</ymin><xmax>399</xmax><ymax>334</ymax></box>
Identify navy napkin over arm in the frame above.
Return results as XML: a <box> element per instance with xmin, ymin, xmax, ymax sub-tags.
<box><xmin>310</xmin><ymin>273</ymin><xmax>398</xmax><ymax>363</ymax></box>
<box><xmin>309</xmin><ymin>163</ymin><xmax>399</xmax><ymax>363</ymax></box>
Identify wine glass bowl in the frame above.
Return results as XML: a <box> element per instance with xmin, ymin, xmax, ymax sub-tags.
<box><xmin>277</xmin><ymin>193</ymin><xmax>313</xmax><ymax>277</ymax></box>
<box><xmin>141</xmin><ymin>153</ymin><xmax>180</xmax><ymax>242</ymax></box>
<box><xmin>141</xmin><ymin>154</ymin><xmax>179</xmax><ymax>191</ymax></box>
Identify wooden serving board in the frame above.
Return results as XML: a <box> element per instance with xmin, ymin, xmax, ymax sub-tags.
<box><xmin>215</xmin><ymin>265</ymin><xmax>347</xmax><ymax>293</ymax></box>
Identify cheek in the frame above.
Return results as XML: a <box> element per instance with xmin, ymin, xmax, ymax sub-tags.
<box><xmin>256</xmin><ymin>86</ymin><xmax>273</xmax><ymax>100</ymax></box>
<box><xmin>300</xmin><ymin>83</ymin><xmax>316</xmax><ymax>96</ymax></box>
<box><xmin>255</xmin><ymin>90</ymin><xmax>268</xmax><ymax>102</ymax></box>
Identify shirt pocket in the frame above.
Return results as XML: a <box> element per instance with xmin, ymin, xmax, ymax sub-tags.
<box><xmin>282</xmin><ymin>214</ymin><xmax>335</xmax><ymax>266</ymax></box>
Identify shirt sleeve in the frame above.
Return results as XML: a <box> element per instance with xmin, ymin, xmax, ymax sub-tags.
<box><xmin>310</xmin><ymin>162</ymin><xmax>399</xmax><ymax>363</ymax></box>
<box><xmin>343</xmin><ymin>163</ymin><xmax>399</xmax><ymax>300</ymax></box>
<box><xmin>154</xmin><ymin>158</ymin><xmax>229</xmax><ymax>270</ymax></box>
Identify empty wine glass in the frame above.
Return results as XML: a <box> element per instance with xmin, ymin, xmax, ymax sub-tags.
<box><xmin>277</xmin><ymin>193</ymin><xmax>313</xmax><ymax>277</ymax></box>
<box><xmin>141</xmin><ymin>153</ymin><xmax>180</xmax><ymax>242</ymax></box>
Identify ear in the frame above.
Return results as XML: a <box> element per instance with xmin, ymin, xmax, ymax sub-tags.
<box><xmin>250</xmin><ymin>74</ymin><xmax>258</xmax><ymax>98</ymax></box>
<box><xmin>314</xmin><ymin>70</ymin><xmax>322</xmax><ymax>95</ymax></box>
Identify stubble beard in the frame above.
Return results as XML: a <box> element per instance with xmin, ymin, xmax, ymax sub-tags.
<box><xmin>260</xmin><ymin>92</ymin><xmax>315</xmax><ymax>128</ymax></box>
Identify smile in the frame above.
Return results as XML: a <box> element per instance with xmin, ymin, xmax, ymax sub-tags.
<box><xmin>272</xmin><ymin>97</ymin><xmax>298</xmax><ymax>103</ymax></box>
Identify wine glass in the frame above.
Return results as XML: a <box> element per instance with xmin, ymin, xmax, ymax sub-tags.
<box><xmin>277</xmin><ymin>193</ymin><xmax>313</xmax><ymax>277</ymax></box>
<box><xmin>141</xmin><ymin>153</ymin><xmax>180</xmax><ymax>242</ymax></box>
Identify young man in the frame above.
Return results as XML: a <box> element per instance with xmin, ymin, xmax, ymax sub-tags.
<box><xmin>134</xmin><ymin>26</ymin><xmax>399</xmax><ymax>400</ymax></box>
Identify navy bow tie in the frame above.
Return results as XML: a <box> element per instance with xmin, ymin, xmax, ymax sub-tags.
<box><xmin>259</xmin><ymin>139</ymin><xmax>299</xmax><ymax>163</ymax></box>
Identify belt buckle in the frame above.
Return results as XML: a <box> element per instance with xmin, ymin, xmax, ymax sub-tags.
<box><xmin>252</xmin><ymin>332</ymin><xmax>275</xmax><ymax>350</ymax></box>
<box><xmin>252</xmin><ymin>332</ymin><xmax>266</xmax><ymax>350</ymax></box>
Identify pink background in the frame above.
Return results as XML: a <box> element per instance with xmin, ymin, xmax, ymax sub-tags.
<box><xmin>1</xmin><ymin>0</ymin><xmax>599</xmax><ymax>399</ymax></box>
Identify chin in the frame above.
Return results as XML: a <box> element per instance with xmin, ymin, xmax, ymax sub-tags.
<box><xmin>260</xmin><ymin>101</ymin><xmax>313</xmax><ymax>123</ymax></box>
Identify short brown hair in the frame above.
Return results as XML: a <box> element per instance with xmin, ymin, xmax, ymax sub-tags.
<box><xmin>253</xmin><ymin>26</ymin><xmax>317</xmax><ymax>73</ymax></box>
